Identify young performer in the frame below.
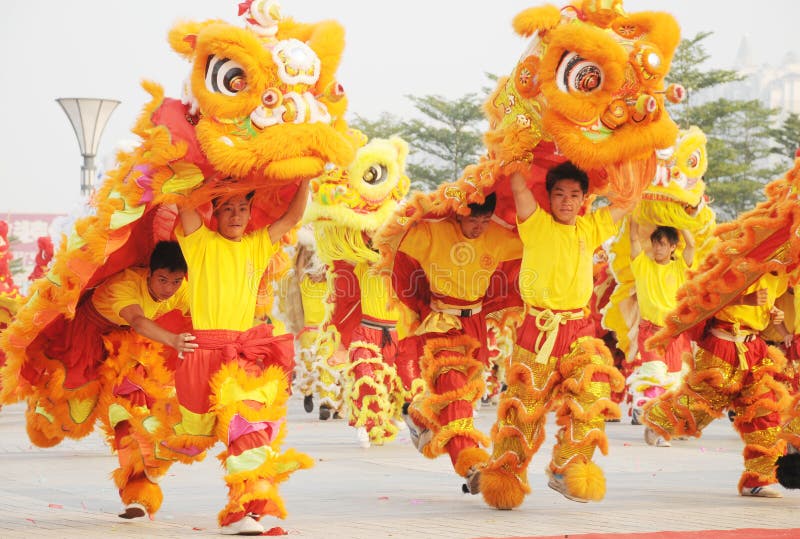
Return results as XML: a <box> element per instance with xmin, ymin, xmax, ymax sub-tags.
<box><xmin>643</xmin><ymin>272</ymin><xmax>791</xmax><ymax>498</ymax></box>
<box><xmin>479</xmin><ymin>161</ymin><xmax>627</xmax><ymax>509</ymax></box>
<box><xmin>174</xmin><ymin>183</ymin><xmax>313</xmax><ymax>535</ymax></box>
<box><xmin>396</xmin><ymin>192</ymin><xmax>523</xmax><ymax>491</ymax></box>
<box><xmin>627</xmin><ymin>220</ymin><xmax>694</xmax><ymax>428</ymax></box>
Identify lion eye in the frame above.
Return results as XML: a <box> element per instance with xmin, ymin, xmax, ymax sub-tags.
<box><xmin>687</xmin><ymin>150</ymin><xmax>701</xmax><ymax>170</ymax></box>
<box><xmin>205</xmin><ymin>56</ymin><xmax>247</xmax><ymax>96</ymax></box>
<box><xmin>363</xmin><ymin>164</ymin><xmax>388</xmax><ymax>185</ymax></box>
<box><xmin>556</xmin><ymin>52</ymin><xmax>604</xmax><ymax>94</ymax></box>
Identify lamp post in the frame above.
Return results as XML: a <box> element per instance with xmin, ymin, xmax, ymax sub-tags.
<box><xmin>56</xmin><ymin>98</ymin><xmax>120</xmax><ymax>197</ymax></box>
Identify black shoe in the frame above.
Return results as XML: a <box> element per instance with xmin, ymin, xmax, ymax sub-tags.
<box><xmin>728</xmin><ymin>409</ymin><xmax>736</xmax><ymax>422</ymax></box>
<box><xmin>333</xmin><ymin>411</ymin><xmax>342</xmax><ymax>420</ymax></box>
<box><xmin>319</xmin><ymin>404</ymin><xmax>331</xmax><ymax>421</ymax></box>
<box><xmin>303</xmin><ymin>395</ymin><xmax>314</xmax><ymax>413</ymax></box>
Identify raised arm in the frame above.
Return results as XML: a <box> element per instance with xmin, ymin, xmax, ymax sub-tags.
<box><xmin>680</xmin><ymin>228</ymin><xmax>695</xmax><ymax>267</ymax></box>
<box><xmin>119</xmin><ymin>304</ymin><xmax>197</xmax><ymax>357</ymax></box>
<box><xmin>629</xmin><ymin>217</ymin><xmax>642</xmax><ymax>260</ymax></box>
<box><xmin>269</xmin><ymin>179</ymin><xmax>311</xmax><ymax>244</ymax></box>
<box><xmin>178</xmin><ymin>204</ymin><xmax>203</xmax><ymax>236</ymax></box>
<box><xmin>510</xmin><ymin>172</ymin><xmax>537</xmax><ymax>222</ymax></box>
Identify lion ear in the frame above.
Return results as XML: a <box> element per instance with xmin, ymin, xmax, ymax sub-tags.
<box><xmin>512</xmin><ymin>5</ymin><xmax>562</xmax><ymax>37</ymax></box>
<box><xmin>389</xmin><ymin>136</ymin><xmax>409</xmax><ymax>165</ymax></box>
<box><xmin>168</xmin><ymin>20</ymin><xmax>217</xmax><ymax>59</ymax></box>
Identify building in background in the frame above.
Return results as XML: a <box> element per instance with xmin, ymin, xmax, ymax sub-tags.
<box><xmin>699</xmin><ymin>36</ymin><xmax>800</xmax><ymax>117</ymax></box>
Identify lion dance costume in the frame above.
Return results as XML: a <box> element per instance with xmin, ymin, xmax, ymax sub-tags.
<box><xmin>603</xmin><ymin>126</ymin><xmax>716</xmax><ymax>421</ymax></box>
<box><xmin>645</xmin><ymin>157</ymin><xmax>800</xmax><ymax>497</ymax></box>
<box><xmin>0</xmin><ymin>0</ymin><xmax>355</xmax><ymax>528</ymax></box>
<box><xmin>376</xmin><ymin>0</ymin><xmax>685</xmax><ymax>509</ymax></box>
<box><xmin>305</xmin><ymin>134</ymin><xmax>412</xmax><ymax>446</ymax></box>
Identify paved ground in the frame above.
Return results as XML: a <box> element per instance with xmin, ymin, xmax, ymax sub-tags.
<box><xmin>0</xmin><ymin>396</ymin><xmax>798</xmax><ymax>539</ymax></box>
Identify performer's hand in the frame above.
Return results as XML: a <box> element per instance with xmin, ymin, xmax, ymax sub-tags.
<box><xmin>175</xmin><ymin>332</ymin><xmax>198</xmax><ymax>359</ymax></box>
<box><xmin>783</xmin><ymin>333</ymin><xmax>794</xmax><ymax>348</ymax></box>
<box><xmin>770</xmin><ymin>306</ymin><xmax>785</xmax><ymax>325</ymax></box>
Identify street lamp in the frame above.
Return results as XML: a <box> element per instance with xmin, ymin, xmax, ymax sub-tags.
<box><xmin>56</xmin><ymin>98</ymin><xmax>120</xmax><ymax>197</ymax></box>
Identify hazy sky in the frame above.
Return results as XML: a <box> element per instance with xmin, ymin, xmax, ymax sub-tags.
<box><xmin>1</xmin><ymin>0</ymin><xmax>798</xmax><ymax>214</ymax></box>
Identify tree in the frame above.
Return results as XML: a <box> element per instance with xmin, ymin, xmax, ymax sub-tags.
<box><xmin>401</xmin><ymin>94</ymin><xmax>485</xmax><ymax>190</ymax></box>
<box><xmin>768</xmin><ymin>112</ymin><xmax>800</xmax><ymax>162</ymax></box>
<box><xmin>667</xmin><ymin>32</ymin><xmax>743</xmax><ymax>128</ymax></box>
<box><xmin>349</xmin><ymin>112</ymin><xmax>406</xmax><ymax>140</ymax></box>
<box><xmin>347</xmin><ymin>94</ymin><xmax>486</xmax><ymax>191</ymax></box>
<box><xmin>666</xmin><ymin>33</ymin><xmax>785</xmax><ymax>220</ymax></box>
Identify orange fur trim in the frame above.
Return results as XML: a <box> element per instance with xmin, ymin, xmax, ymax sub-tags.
<box><xmin>454</xmin><ymin>447</ymin><xmax>490</xmax><ymax>478</ymax></box>
<box><xmin>119</xmin><ymin>475</ymin><xmax>163</xmax><ymax>515</ymax></box>
<box><xmin>563</xmin><ymin>460</ymin><xmax>606</xmax><ymax>502</ymax></box>
<box><xmin>480</xmin><ymin>467</ymin><xmax>528</xmax><ymax>510</ymax></box>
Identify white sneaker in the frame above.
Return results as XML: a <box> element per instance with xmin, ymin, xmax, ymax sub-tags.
<box><xmin>644</xmin><ymin>427</ymin><xmax>671</xmax><ymax>447</ymax></box>
<box><xmin>402</xmin><ymin>412</ymin><xmax>431</xmax><ymax>453</ymax></box>
<box><xmin>220</xmin><ymin>515</ymin><xmax>264</xmax><ymax>535</ymax></box>
<box><xmin>356</xmin><ymin>426</ymin><xmax>371</xmax><ymax>448</ymax></box>
<box><xmin>740</xmin><ymin>485</ymin><xmax>783</xmax><ymax>498</ymax></box>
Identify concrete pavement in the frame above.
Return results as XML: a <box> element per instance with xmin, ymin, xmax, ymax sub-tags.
<box><xmin>0</xmin><ymin>397</ymin><xmax>798</xmax><ymax>539</ymax></box>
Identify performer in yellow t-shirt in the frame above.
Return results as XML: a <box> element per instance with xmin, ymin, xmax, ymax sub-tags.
<box><xmin>644</xmin><ymin>272</ymin><xmax>791</xmax><ymax>498</ymax></box>
<box><xmin>480</xmin><ymin>161</ymin><xmax>628</xmax><ymax>509</ymax></box>
<box><xmin>396</xmin><ymin>193</ymin><xmax>523</xmax><ymax>491</ymax></box>
<box><xmin>174</xmin><ymin>185</ymin><xmax>313</xmax><ymax>534</ymax></box>
<box><xmin>627</xmin><ymin>219</ymin><xmax>694</xmax><ymax>426</ymax></box>
<box><xmin>22</xmin><ymin>241</ymin><xmax>194</xmax><ymax>519</ymax></box>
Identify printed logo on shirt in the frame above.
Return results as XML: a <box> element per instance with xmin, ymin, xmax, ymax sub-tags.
<box><xmin>450</xmin><ymin>242</ymin><xmax>476</xmax><ymax>266</ymax></box>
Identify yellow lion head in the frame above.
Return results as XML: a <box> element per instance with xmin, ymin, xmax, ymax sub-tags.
<box><xmin>305</xmin><ymin>134</ymin><xmax>410</xmax><ymax>263</ymax></box>
<box><xmin>167</xmin><ymin>0</ymin><xmax>354</xmax><ymax>185</ymax></box>
<box><xmin>637</xmin><ymin>126</ymin><xmax>712</xmax><ymax>230</ymax></box>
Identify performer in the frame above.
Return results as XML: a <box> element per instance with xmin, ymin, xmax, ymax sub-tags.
<box><xmin>174</xmin><ymin>185</ymin><xmax>313</xmax><ymax>535</ymax></box>
<box><xmin>92</xmin><ymin>241</ymin><xmax>194</xmax><ymax>519</ymax></box>
<box><xmin>21</xmin><ymin>241</ymin><xmax>194</xmax><ymax>448</ymax></box>
<box><xmin>627</xmin><ymin>220</ymin><xmax>694</xmax><ymax>427</ymax></box>
<box><xmin>294</xmin><ymin>238</ymin><xmax>342</xmax><ymax>420</ymax></box>
<box><xmin>332</xmin><ymin>253</ymin><xmax>406</xmax><ymax>448</ymax></box>
<box><xmin>18</xmin><ymin>241</ymin><xmax>194</xmax><ymax>518</ymax></box>
<box><xmin>396</xmin><ymin>192</ymin><xmax>523</xmax><ymax>491</ymax></box>
<box><xmin>304</xmin><ymin>134</ymin><xmax>414</xmax><ymax>448</ymax></box>
<box><xmin>479</xmin><ymin>162</ymin><xmax>627</xmax><ymax>509</ymax></box>
<box><xmin>643</xmin><ymin>272</ymin><xmax>790</xmax><ymax>498</ymax></box>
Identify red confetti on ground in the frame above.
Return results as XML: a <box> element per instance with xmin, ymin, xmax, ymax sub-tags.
<box><xmin>192</xmin><ymin>527</ymin><xmax>204</xmax><ymax>531</ymax></box>
<box><xmin>48</xmin><ymin>504</ymin><xmax>63</xmax><ymax>509</ymax></box>
<box><xmin>262</xmin><ymin>526</ymin><xmax>287</xmax><ymax>536</ymax></box>
<box><xmin>378</xmin><ymin>496</ymin><xmax>389</xmax><ymax>500</ymax></box>
<box><xmin>26</xmin><ymin>518</ymin><xmax>36</xmax><ymax>525</ymax></box>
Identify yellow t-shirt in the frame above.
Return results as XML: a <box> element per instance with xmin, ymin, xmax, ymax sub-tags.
<box><xmin>354</xmin><ymin>262</ymin><xmax>399</xmax><ymax>321</ymax></box>
<box><xmin>92</xmin><ymin>267</ymin><xmax>189</xmax><ymax>326</ymax></box>
<box><xmin>631</xmin><ymin>253</ymin><xmax>688</xmax><ymax>326</ymax></box>
<box><xmin>299</xmin><ymin>275</ymin><xmax>327</xmax><ymax>326</ymax></box>
<box><xmin>716</xmin><ymin>273</ymin><xmax>789</xmax><ymax>332</ymax></box>
<box><xmin>518</xmin><ymin>206</ymin><xmax>617</xmax><ymax>310</ymax></box>
<box><xmin>398</xmin><ymin>219</ymin><xmax>522</xmax><ymax>302</ymax></box>
<box><xmin>177</xmin><ymin>224</ymin><xmax>278</xmax><ymax>331</ymax></box>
